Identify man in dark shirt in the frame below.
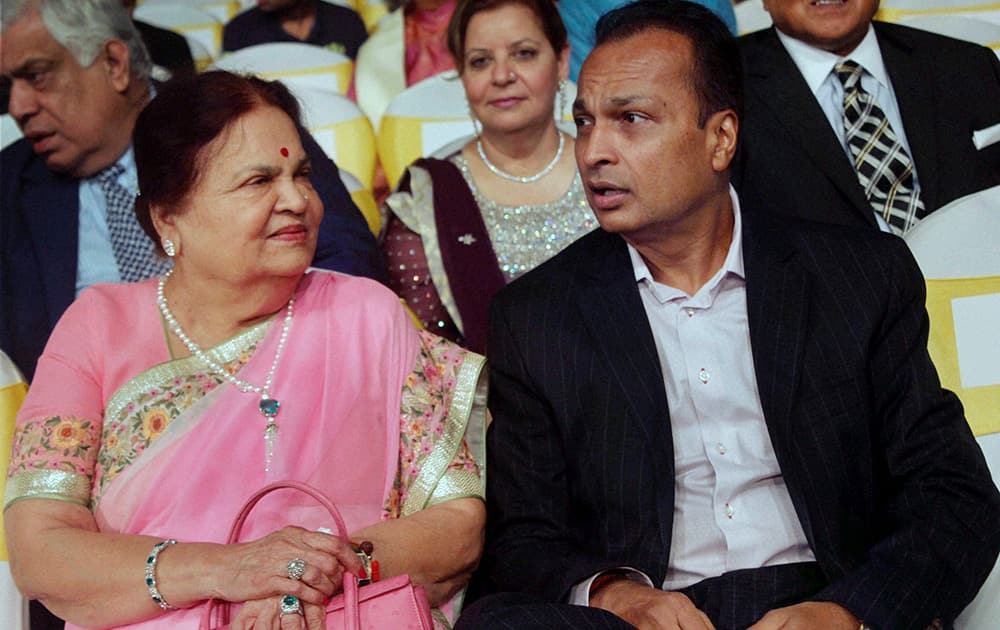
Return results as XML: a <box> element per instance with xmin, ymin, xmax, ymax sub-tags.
<box><xmin>123</xmin><ymin>0</ymin><xmax>196</xmax><ymax>79</ymax></box>
<box><xmin>223</xmin><ymin>0</ymin><xmax>368</xmax><ymax>58</ymax></box>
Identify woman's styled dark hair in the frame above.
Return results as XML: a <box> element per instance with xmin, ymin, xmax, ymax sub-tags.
<box><xmin>132</xmin><ymin>70</ymin><xmax>304</xmax><ymax>252</ymax></box>
<box><xmin>595</xmin><ymin>0</ymin><xmax>742</xmax><ymax>127</ymax></box>
<box><xmin>446</xmin><ymin>0</ymin><xmax>567</xmax><ymax>73</ymax></box>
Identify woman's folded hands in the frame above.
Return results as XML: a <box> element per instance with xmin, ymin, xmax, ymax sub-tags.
<box><xmin>214</xmin><ymin>525</ymin><xmax>364</xmax><ymax>605</ymax></box>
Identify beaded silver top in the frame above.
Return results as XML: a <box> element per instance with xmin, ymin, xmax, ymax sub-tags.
<box><xmin>451</xmin><ymin>154</ymin><xmax>596</xmax><ymax>281</ymax></box>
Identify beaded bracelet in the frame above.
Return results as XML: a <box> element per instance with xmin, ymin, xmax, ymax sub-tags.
<box><xmin>145</xmin><ymin>539</ymin><xmax>178</xmax><ymax>610</ymax></box>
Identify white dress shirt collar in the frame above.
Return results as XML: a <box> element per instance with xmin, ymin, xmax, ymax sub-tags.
<box><xmin>628</xmin><ymin>186</ymin><xmax>745</xmax><ymax>299</ymax></box>
<box><xmin>775</xmin><ymin>25</ymin><xmax>891</xmax><ymax>96</ymax></box>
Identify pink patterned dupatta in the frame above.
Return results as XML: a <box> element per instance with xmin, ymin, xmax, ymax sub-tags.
<box><xmin>81</xmin><ymin>271</ymin><xmax>482</xmax><ymax>629</ymax></box>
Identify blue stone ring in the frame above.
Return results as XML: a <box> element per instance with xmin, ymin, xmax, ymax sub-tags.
<box><xmin>279</xmin><ymin>594</ymin><xmax>303</xmax><ymax>617</ymax></box>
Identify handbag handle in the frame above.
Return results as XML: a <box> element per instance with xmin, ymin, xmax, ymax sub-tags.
<box><xmin>202</xmin><ymin>481</ymin><xmax>362</xmax><ymax>630</ymax></box>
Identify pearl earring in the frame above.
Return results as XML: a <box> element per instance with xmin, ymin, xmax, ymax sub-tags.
<box><xmin>557</xmin><ymin>79</ymin><xmax>568</xmax><ymax>121</ymax></box>
<box><xmin>163</xmin><ymin>239</ymin><xmax>176</xmax><ymax>257</ymax></box>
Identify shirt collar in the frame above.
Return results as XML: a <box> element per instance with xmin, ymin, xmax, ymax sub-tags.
<box><xmin>775</xmin><ymin>25</ymin><xmax>891</xmax><ymax>96</ymax></box>
<box><xmin>629</xmin><ymin>185</ymin><xmax>745</xmax><ymax>297</ymax></box>
<box><xmin>86</xmin><ymin>146</ymin><xmax>138</xmax><ymax>193</ymax></box>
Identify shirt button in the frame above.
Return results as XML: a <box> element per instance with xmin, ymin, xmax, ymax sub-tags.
<box><xmin>715</xmin><ymin>442</ymin><xmax>727</xmax><ymax>455</ymax></box>
<box><xmin>685</xmin><ymin>308</ymin><xmax>695</xmax><ymax>317</ymax></box>
<box><xmin>725</xmin><ymin>503</ymin><xmax>735</xmax><ymax>519</ymax></box>
<box><xmin>698</xmin><ymin>368</ymin><xmax>711</xmax><ymax>384</ymax></box>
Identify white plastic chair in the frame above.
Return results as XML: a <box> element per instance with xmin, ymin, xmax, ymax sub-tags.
<box><xmin>376</xmin><ymin>71</ymin><xmax>474</xmax><ymax>188</ymax></box>
<box><xmin>133</xmin><ymin>4</ymin><xmax>223</xmax><ymax>64</ymax></box>
<box><xmin>212</xmin><ymin>42</ymin><xmax>353</xmax><ymax>95</ymax></box>
<box><xmin>1</xmin><ymin>114</ymin><xmax>23</xmax><ymax>151</ymax></box>
<box><xmin>878</xmin><ymin>0</ymin><xmax>1000</xmax><ymax>26</ymax></box>
<box><xmin>139</xmin><ymin>0</ymin><xmax>242</xmax><ymax>23</ymax></box>
<box><xmin>735</xmin><ymin>0</ymin><xmax>773</xmax><ymax>35</ymax></box>
<box><xmin>903</xmin><ymin>186</ymin><xmax>1000</xmax><ymax>629</ymax></box>
<box><xmin>905</xmin><ymin>186</ymin><xmax>1000</xmax><ymax>279</ymax></box>
<box><xmin>291</xmin><ymin>86</ymin><xmax>376</xmax><ymax>190</ymax></box>
<box><xmin>0</xmin><ymin>351</ymin><xmax>28</xmax><ymax>630</ymax></box>
<box><xmin>350</xmin><ymin>0</ymin><xmax>388</xmax><ymax>32</ymax></box>
<box><xmin>338</xmin><ymin>168</ymin><xmax>380</xmax><ymax>235</ymax></box>
<box><xmin>899</xmin><ymin>14</ymin><xmax>1000</xmax><ymax>57</ymax></box>
<box><xmin>320</xmin><ymin>0</ymin><xmax>357</xmax><ymax>9</ymax></box>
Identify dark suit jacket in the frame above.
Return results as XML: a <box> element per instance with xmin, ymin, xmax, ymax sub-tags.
<box><xmin>735</xmin><ymin>23</ymin><xmax>1000</xmax><ymax>228</ymax></box>
<box><xmin>0</xmin><ymin>130</ymin><xmax>384</xmax><ymax>381</ymax></box>
<box><xmin>482</xmin><ymin>214</ymin><xmax>1000</xmax><ymax>629</ymax></box>
<box><xmin>135</xmin><ymin>20</ymin><xmax>196</xmax><ymax>79</ymax></box>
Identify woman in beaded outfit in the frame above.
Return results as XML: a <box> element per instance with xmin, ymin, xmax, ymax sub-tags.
<box><xmin>380</xmin><ymin>0</ymin><xmax>595</xmax><ymax>354</ymax></box>
<box><xmin>4</xmin><ymin>72</ymin><xmax>486</xmax><ymax>630</ymax></box>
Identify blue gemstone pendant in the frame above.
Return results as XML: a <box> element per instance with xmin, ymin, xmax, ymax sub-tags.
<box><xmin>260</xmin><ymin>397</ymin><xmax>281</xmax><ymax>472</ymax></box>
<box><xmin>259</xmin><ymin>398</ymin><xmax>280</xmax><ymax>417</ymax></box>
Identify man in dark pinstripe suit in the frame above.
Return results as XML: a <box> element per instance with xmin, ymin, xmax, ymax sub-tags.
<box><xmin>458</xmin><ymin>2</ymin><xmax>1000</xmax><ymax>629</ymax></box>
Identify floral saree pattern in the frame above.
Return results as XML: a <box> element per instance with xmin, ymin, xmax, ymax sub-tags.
<box><xmin>6</xmin><ymin>332</ymin><xmax>482</xmax><ymax>513</ymax></box>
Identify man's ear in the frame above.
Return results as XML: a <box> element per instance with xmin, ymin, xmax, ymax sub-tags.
<box><xmin>103</xmin><ymin>39</ymin><xmax>132</xmax><ymax>93</ymax></box>
<box><xmin>708</xmin><ymin>109</ymin><xmax>739</xmax><ymax>173</ymax></box>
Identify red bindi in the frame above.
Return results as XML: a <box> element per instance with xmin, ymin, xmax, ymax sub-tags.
<box><xmin>280</xmin><ymin>147</ymin><xmax>289</xmax><ymax>157</ymax></box>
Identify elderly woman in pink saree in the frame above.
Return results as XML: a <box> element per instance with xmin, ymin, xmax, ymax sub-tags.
<box><xmin>3</xmin><ymin>71</ymin><xmax>486</xmax><ymax>630</ymax></box>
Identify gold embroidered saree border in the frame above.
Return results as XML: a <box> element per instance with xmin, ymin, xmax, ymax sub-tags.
<box><xmin>4</xmin><ymin>469</ymin><xmax>90</xmax><ymax>510</ymax></box>
<box><xmin>401</xmin><ymin>351</ymin><xmax>487</xmax><ymax>516</ymax></box>
<box><xmin>428</xmin><ymin>469</ymin><xmax>483</xmax><ymax>507</ymax></box>
<box><xmin>104</xmin><ymin>322</ymin><xmax>267</xmax><ymax>424</ymax></box>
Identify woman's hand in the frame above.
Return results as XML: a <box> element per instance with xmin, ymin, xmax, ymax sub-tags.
<box><xmin>230</xmin><ymin>596</ymin><xmax>327</xmax><ymax>630</ymax></box>
<box><xmin>214</xmin><ymin>526</ymin><xmax>363</xmax><ymax>606</ymax></box>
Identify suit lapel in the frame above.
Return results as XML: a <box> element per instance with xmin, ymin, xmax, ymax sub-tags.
<box><xmin>743</xmin><ymin>214</ymin><xmax>817</xmax><ymax>546</ymax></box>
<box><xmin>574</xmin><ymin>230</ymin><xmax>676</xmax><ymax>563</ymax></box>
<box><xmin>875</xmin><ymin>23</ymin><xmax>941</xmax><ymax>210</ymax></box>
<box><xmin>21</xmin><ymin>158</ymin><xmax>81</xmax><ymax>328</ymax></box>
<box><xmin>744</xmin><ymin>30</ymin><xmax>875</xmax><ymax>226</ymax></box>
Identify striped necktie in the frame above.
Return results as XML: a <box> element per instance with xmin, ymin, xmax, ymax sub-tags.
<box><xmin>96</xmin><ymin>163</ymin><xmax>171</xmax><ymax>282</ymax></box>
<box><xmin>834</xmin><ymin>60</ymin><xmax>925</xmax><ymax>235</ymax></box>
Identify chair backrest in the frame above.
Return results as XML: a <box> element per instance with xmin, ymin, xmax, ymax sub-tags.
<box><xmin>141</xmin><ymin>0</ymin><xmax>242</xmax><ymax>23</ymax></box>
<box><xmin>376</xmin><ymin>71</ymin><xmax>473</xmax><ymax>188</ymax></box>
<box><xmin>0</xmin><ymin>351</ymin><xmax>28</xmax><ymax>630</ymax></box>
<box><xmin>292</xmin><ymin>86</ymin><xmax>376</xmax><ymax>190</ymax></box>
<box><xmin>351</xmin><ymin>0</ymin><xmax>388</xmax><ymax>32</ymax></box>
<box><xmin>735</xmin><ymin>0</ymin><xmax>773</xmax><ymax>35</ymax></box>
<box><xmin>1</xmin><ymin>114</ymin><xmax>23</xmax><ymax>151</ymax></box>
<box><xmin>878</xmin><ymin>0</ymin><xmax>1000</xmax><ymax>26</ymax></box>
<box><xmin>184</xmin><ymin>37</ymin><xmax>216</xmax><ymax>73</ymax></box>
<box><xmin>339</xmin><ymin>169</ymin><xmax>380</xmax><ymax>235</ymax></box>
<box><xmin>134</xmin><ymin>4</ymin><xmax>223</xmax><ymax>66</ymax></box>
<box><xmin>377</xmin><ymin>72</ymin><xmax>577</xmax><ymax>188</ymax></box>
<box><xmin>899</xmin><ymin>14</ymin><xmax>1000</xmax><ymax>54</ymax></box>
<box><xmin>212</xmin><ymin>42</ymin><xmax>353</xmax><ymax>95</ymax></box>
<box><xmin>903</xmin><ymin>186</ymin><xmax>1000</xmax><ymax>628</ymax></box>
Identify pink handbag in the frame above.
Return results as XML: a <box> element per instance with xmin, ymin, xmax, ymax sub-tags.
<box><xmin>201</xmin><ymin>480</ymin><xmax>435</xmax><ymax>630</ymax></box>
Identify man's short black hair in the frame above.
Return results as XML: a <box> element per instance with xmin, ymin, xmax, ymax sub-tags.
<box><xmin>594</xmin><ymin>0</ymin><xmax>742</xmax><ymax>127</ymax></box>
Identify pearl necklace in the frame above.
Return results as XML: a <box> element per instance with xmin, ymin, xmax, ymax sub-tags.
<box><xmin>156</xmin><ymin>269</ymin><xmax>294</xmax><ymax>471</ymax></box>
<box><xmin>476</xmin><ymin>131</ymin><xmax>564</xmax><ymax>184</ymax></box>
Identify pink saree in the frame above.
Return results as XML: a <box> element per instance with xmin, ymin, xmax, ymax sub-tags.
<box><xmin>6</xmin><ymin>270</ymin><xmax>487</xmax><ymax>629</ymax></box>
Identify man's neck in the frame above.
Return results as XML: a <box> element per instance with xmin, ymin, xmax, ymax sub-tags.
<box><xmin>629</xmin><ymin>190</ymin><xmax>735</xmax><ymax>296</ymax></box>
<box><xmin>277</xmin><ymin>0</ymin><xmax>317</xmax><ymax>41</ymax></box>
<box><xmin>77</xmin><ymin>80</ymin><xmax>150</xmax><ymax>179</ymax></box>
<box><xmin>276</xmin><ymin>0</ymin><xmax>316</xmax><ymax>22</ymax></box>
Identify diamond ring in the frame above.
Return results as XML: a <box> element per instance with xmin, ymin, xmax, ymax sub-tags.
<box><xmin>287</xmin><ymin>557</ymin><xmax>306</xmax><ymax>581</ymax></box>
<box><xmin>279</xmin><ymin>594</ymin><xmax>303</xmax><ymax>617</ymax></box>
